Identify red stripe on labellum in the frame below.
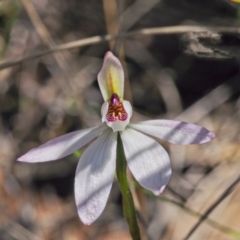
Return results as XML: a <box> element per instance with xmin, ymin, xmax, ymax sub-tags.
<box><xmin>106</xmin><ymin>93</ymin><xmax>128</xmax><ymax>122</ymax></box>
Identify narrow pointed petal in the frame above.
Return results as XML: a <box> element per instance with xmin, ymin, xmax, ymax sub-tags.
<box><xmin>17</xmin><ymin>124</ymin><xmax>108</xmax><ymax>163</ymax></box>
<box><xmin>129</xmin><ymin>120</ymin><xmax>215</xmax><ymax>145</ymax></box>
<box><xmin>120</xmin><ymin>128</ymin><xmax>171</xmax><ymax>195</ymax></box>
<box><xmin>98</xmin><ymin>51</ymin><xmax>124</xmax><ymax>101</ymax></box>
<box><xmin>75</xmin><ymin>129</ymin><xmax>117</xmax><ymax>225</ymax></box>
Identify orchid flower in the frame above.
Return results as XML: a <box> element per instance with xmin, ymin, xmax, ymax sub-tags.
<box><xmin>17</xmin><ymin>51</ymin><xmax>215</xmax><ymax>225</ymax></box>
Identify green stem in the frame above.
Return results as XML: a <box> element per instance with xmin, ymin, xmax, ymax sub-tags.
<box><xmin>116</xmin><ymin>133</ymin><xmax>141</xmax><ymax>240</ymax></box>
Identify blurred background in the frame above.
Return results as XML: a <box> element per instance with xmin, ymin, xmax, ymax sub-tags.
<box><xmin>1</xmin><ymin>0</ymin><xmax>240</xmax><ymax>239</ymax></box>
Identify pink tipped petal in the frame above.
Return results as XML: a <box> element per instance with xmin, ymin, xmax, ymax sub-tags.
<box><xmin>17</xmin><ymin>124</ymin><xmax>107</xmax><ymax>163</ymax></box>
<box><xmin>120</xmin><ymin>128</ymin><xmax>171</xmax><ymax>195</ymax></box>
<box><xmin>153</xmin><ymin>185</ymin><xmax>167</xmax><ymax>195</ymax></box>
<box><xmin>98</xmin><ymin>51</ymin><xmax>124</xmax><ymax>101</ymax></box>
<box><xmin>129</xmin><ymin>120</ymin><xmax>215</xmax><ymax>145</ymax></box>
<box><xmin>75</xmin><ymin>129</ymin><xmax>117</xmax><ymax>225</ymax></box>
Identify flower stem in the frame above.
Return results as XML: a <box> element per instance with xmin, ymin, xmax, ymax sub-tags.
<box><xmin>116</xmin><ymin>133</ymin><xmax>141</xmax><ymax>240</ymax></box>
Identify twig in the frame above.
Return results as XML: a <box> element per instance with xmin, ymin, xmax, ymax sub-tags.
<box><xmin>1</xmin><ymin>25</ymin><xmax>240</xmax><ymax>71</ymax></box>
<box><xmin>21</xmin><ymin>0</ymin><xmax>55</xmax><ymax>48</ymax></box>
<box><xmin>20</xmin><ymin>0</ymin><xmax>75</xmax><ymax>94</ymax></box>
<box><xmin>102</xmin><ymin>0</ymin><xmax>119</xmax><ymax>50</ymax></box>
<box><xmin>176</xmin><ymin>74</ymin><xmax>240</xmax><ymax>123</ymax></box>
<box><xmin>134</xmin><ymin>182</ymin><xmax>240</xmax><ymax>238</ymax></box>
<box><xmin>176</xmin><ymin>84</ymin><xmax>231</xmax><ymax>122</ymax></box>
<box><xmin>7</xmin><ymin>222</ymin><xmax>43</xmax><ymax>240</ymax></box>
<box><xmin>119</xmin><ymin>0</ymin><xmax>160</xmax><ymax>32</ymax></box>
<box><xmin>183</xmin><ymin>175</ymin><xmax>240</xmax><ymax>240</ymax></box>
<box><xmin>160</xmin><ymin>195</ymin><xmax>240</xmax><ymax>239</ymax></box>
<box><xmin>0</xmin><ymin>214</ymin><xmax>43</xmax><ymax>240</ymax></box>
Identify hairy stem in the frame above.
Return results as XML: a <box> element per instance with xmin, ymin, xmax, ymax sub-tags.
<box><xmin>116</xmin><ymin>133</ymin><xmax>141</xmax><ymax>240</ymax></box>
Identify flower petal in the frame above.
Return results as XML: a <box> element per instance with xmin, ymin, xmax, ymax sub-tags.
<box><xmin>129</xmin><ymin>120</ymin><xmax>215</xmax><ymax>145</ymax></box>
<box><xmin>75</xmin><ymin>129</ymin><xmax>117</xmax><ymax>225</ymax></box>
<box><xmin>120</xmin><ymin>128</ymin><xmax>171</xmax><ymax>195</ymax></box>
<box><xmin>101</xmin><ymin>101</ymin><xmax>109</xmax><ymax>122</ymax></box>
<box><xmin>98</xmin><ymin>51</ymin><xmax>124</xmax><ymax>101</ymax></box>
<box><xmin>17</xmin><ymin>124</ymin><xmax>107</xmax><ymax>163</ymax></box>
<box><xmin>122</xmin><ymin>100</ymin><xmax>133</xmax><ymax>120</ymax></box>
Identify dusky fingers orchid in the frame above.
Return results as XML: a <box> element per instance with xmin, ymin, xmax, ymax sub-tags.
<box><xmin>17</xmin><ymin>51</ymin><xmax>215</xmax><ymax>226</ymax></box>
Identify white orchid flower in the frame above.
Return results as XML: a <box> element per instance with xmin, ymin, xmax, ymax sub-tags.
<box><xmin>17</xmin><ymin>51</ymin><xmax>215</xmax><ymax>225</ymax></box>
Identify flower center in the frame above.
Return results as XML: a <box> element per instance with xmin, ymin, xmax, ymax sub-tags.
<box><xmin>106</xmin><ymin>93</ymin><xmax>128</xmax><ymax>122</ymax></box>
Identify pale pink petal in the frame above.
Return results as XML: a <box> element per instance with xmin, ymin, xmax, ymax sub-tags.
<box><xmin>75</xmin><ymin>129</ymin><xmax>117</xmax><ymax>225</ymax></box>
<box><xmin>120</xmin><ymin>128</ymin><xmax>171</xmax><ymax>195</ymax></box>
<box><xmin>97</xmin><ymin>51</ymin><xmax>124</xmax><ymax>101</ymax></box>
<box><xmin>17</xmin><ymin>124</ymin><xmax>107</xmax><ymax>163</ymax></box>
<box><xmin>129</xmin><ymin>120</ymin><xmax>215</xmax><ymax>145</ymax></box>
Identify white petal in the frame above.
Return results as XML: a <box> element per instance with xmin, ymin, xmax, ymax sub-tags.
<box><xmin>101</xmin><ymin>101</ymin><xmax>109</xmax><ymax>122</ymax></box>
<box><xmin>120</xmin><ymin>128</ymin><xmax>171</xmax><ymax>195</ymax></box>
<box><xmin>129</xmin><ymin>120</ymin><xmax>215</xmax><ymax>145</ymax></box>
<box><xmin>17</xmin><ymin>124</ymin><xmax>107</xmax><ymax>163</ymax></box>
<box><xmin>75</xmin><ymin>129</ymin><xmax>117</xmax><ymax>225</ymax></box>
<box><xmin>123</xmin><ymin>100</ymin><xmax>133</xmax><ymax>120</ymax></box>
<box><xmin>98</xmin><ymin>51</ymin><xmax>124</xmax><ymax>101</ymax></box>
